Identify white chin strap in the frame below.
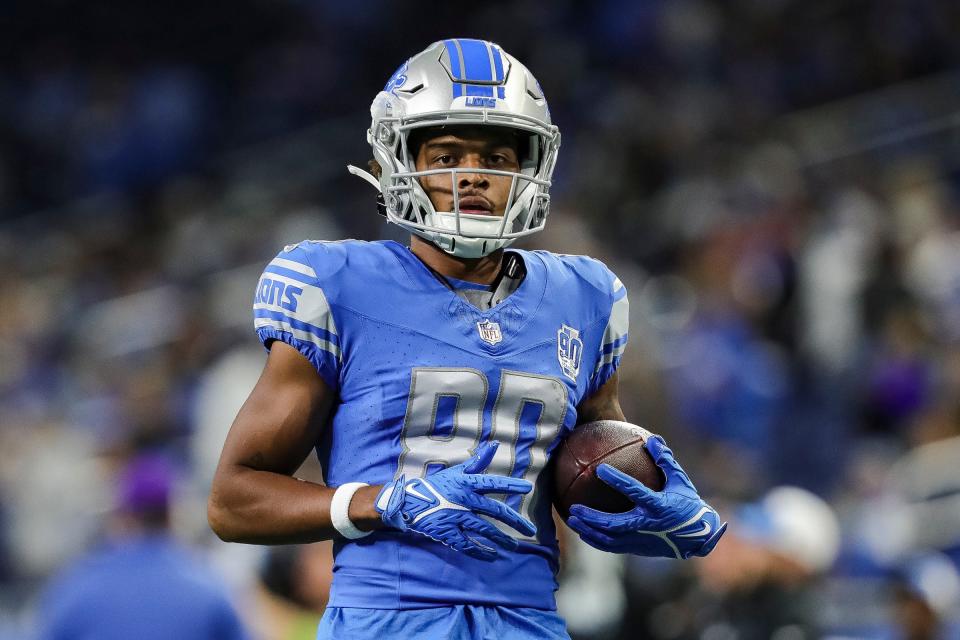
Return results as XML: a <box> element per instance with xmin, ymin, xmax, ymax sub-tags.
<box><xmin>421</xmin><ymin>212</ymin><xmax>513</xmax><ymax>258</ymax></box>
<box><xmin>430</xmin><ymin>211</ymin><xmax>505</xmax><ymax>237</ymax></box>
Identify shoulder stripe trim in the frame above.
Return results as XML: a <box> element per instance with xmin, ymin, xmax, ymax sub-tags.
<box><xmin>593</xmin><ymin>355</ymin><xmax>622</xmax><ymax>377</ymax></box>
<box><xmin>263</xmin><ymin>265</ymin><xmax>318</xmax><ymax>285</ymax></box>
<box><xmin>590</xmin><ymin>359</ymin><xmax>622</xmax><ymax>389</ymax></box>
<box><xmin>254</xmin><ymin>309</ymin><xmax>339</xmax><ymax>344</ymax></box>
<box><xmin>598</xmin><ymin>347</ymin><xmax>625</xmax><ymax>365</ymax></box>
<box><xmin>256</xmin><ymin>327</ymin><xmax>340</xmax><ymax>389</ymax></box>
<box><xmin>255</xmin><ymin>319</ymin><xmax>341</xmax><ymax>360</ymax></box>
<box><xmin>271</xmin><ymin>257</ymin><xmax>317</xmax><ymax>278</ymax></box>
<box><xmin>254</xmin><ymin>310</ymin><xmax>341</xmax><ymax>348</ymax></box>
<box><xmin>613</xmin><ymin>277</ymin><xmax>624</xmax><ymax>292</ymax></box>
<box><xmin>602</xmin><ymin>333</ymin><xmax>629</xmax><ymax>354</ymax></box>
<box><xmin>604</xmin><ymin>293</ymin><xmax>629</xmax><ymax>338</ymax></box>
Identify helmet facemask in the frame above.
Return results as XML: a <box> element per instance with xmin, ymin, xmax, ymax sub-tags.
<box><xmin>379</xmin><ymin>124</ymin><xmax>557</xmax><ymax>257</ymax></box>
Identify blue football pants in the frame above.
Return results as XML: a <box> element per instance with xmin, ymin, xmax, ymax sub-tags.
<box><xmin>316</xmin><ymin>605</ymin><xmax>570</xmax><ymax>639</ymax></box>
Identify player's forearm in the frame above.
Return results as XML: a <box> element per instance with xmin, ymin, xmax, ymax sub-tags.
<box><xmin>207</xmin><ymin>466</ymin><xmax>384</xmax><ymax>544</ymax></box>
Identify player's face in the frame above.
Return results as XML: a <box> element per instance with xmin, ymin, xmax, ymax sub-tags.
<box><xmin>413</xmin><ymin>127</ymin><xmax>521</xmax><ymax>216</ymax></box>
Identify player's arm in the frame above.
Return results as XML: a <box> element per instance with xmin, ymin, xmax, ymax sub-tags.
<box><xmin>208</xmin><ymin>342</ymin><xmax>534</xmax><ymax>555</ymax></box>
<box><xmin>576</xmin><ymin>370</ymin><xmax>626</xmax><ymax>424</ymax></box>
<box><xmin>207</xmin><ymin>341</ymin><xmax>384</xmax><ymax>544</ymax></box>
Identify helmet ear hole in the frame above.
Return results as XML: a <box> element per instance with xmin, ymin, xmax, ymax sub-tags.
<box><xmin>375</xmin><ymin>194</ymin><xmax>388</xmax><ymax>218</ymax></box>
<box><xmin>377</xmin><ymin>124</ymin><xmax>396</xmax><ymax>146</ymax></box>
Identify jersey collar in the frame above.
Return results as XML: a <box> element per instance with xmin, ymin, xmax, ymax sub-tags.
<box><xmin>384</xmin><ymin>240</ymin><xmax>546</xmax><ymax>320</ymax></box>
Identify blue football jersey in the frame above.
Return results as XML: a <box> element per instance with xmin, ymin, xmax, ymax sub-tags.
<box><xmin>252</xmin><ymin>240</ymin><xmax>628</xmax><ymax>610</ymax></box>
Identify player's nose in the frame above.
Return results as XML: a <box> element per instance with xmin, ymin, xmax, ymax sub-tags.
<box><xmin>456</xmin><ymin>156</ymin><xmax>488</xmax><ymax>190</ymax></box>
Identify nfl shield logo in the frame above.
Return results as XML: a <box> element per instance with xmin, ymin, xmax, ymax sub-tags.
<box><xmin>477</xmin><ymin>319</ymin><xmax>503</xmax><ymax>345</ymax></box>
<box><xmin>557</xmin><ymin>325</ymin><xmax>583</xmax><ymax>382</ymax></box>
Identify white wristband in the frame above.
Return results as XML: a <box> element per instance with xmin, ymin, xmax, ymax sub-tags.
<box><xmin>331</xmin><ymin>482</ymin><xmax>372</xmax><ymax>540</ymax></box>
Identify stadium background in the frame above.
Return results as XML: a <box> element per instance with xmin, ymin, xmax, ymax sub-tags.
<box><xmin>3</xmin><ymin>1</ymin><xmax>960</xmax><ymax>637</ymax></box>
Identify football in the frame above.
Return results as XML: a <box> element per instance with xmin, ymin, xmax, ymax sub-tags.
<box><xmin>552</xmin><ymin>420</ymin><xmax>665</xmax><ymax>520</ymax></box>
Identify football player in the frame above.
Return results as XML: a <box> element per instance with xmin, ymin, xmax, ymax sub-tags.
<box><xmin>209</xmin><ymin>39</ymin><xmax>726</xmax><ymax>639</ymax></box>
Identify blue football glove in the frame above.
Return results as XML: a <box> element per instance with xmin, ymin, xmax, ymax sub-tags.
<box><xmin>375</xmin><ymin>441</ymin><xmax>536</xmax><ymax>561</ymax></box>
<box><xmin>566</xmin><ymin>436</ymin><xmax>726</xmax><ymax>559</ymax></box>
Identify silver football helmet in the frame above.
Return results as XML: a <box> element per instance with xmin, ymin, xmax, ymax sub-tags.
<box><xmin>349</xmin><ymin>39</ymin><xmax>561</xmax><ymax>258</ymax></box>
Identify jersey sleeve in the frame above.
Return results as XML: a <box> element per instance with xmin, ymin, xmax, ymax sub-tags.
<box><xmin>253</xmin><ymin>244</ymin><xmax>341</xmax><ymax>390</ymax></box>
<box><xmin>588</xmin><ymin>273</ymin><xmax>629</xmax><ymax>396</ymax></box>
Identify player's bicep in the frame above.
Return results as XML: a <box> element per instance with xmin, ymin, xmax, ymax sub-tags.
<box><xmin>577</xmin><ymin>370</ymin><xmax>625</xmax><ymax>424</ymax></box>
<box><xmin>217</xmin><ymin>341</ymin><xmax>334</xmax><ymax>476</ymax></box>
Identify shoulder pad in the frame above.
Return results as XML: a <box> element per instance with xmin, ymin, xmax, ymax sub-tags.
<box><xmin>532</xmin><ymin>251</ymin><xmax>621</xmax><ymax>298</ymax></box>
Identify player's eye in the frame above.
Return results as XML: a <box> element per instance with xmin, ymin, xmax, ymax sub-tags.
<box><xmin>487</xmin><ymin>153</ymin><xmax>517</xmax><ymax>168</ymax></box>
<box><xmin>433</xmin><ymin>154</ymin><xmax>456</xmax><ymax>166</ymax></box>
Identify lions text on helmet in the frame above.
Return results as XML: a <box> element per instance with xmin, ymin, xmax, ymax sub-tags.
<box><xmin>348</xmin><ymin>39</ymin><xmax>561</xmax><ymax>258</ymax></box>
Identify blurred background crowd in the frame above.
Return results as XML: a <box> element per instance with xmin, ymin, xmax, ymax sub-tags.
<box><xmin>3</xmin><ymin>0</ymin><xmax>960</xmax><ymax>638</ymax></box>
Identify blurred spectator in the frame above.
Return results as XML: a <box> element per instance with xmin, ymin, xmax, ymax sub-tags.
<box><xmin>252</xmin><ymin>542</ymin><xmax>332</xmax><ymax>640</ymax></box>
<box><xmin>36</xmin><ymin>454</ymin><xmax>248</xmax><ymax>640</ymax></box>
<box><xmin>556</xmin><ymin>523</ymin><xmax>627</xmax><ymax>640</ymax></box>
<box><xmin>890</xmin><ymin>553</ymin><xmax>960</xmax><ymax>640</ymax></box>
<box><xmin>693</xmin><ymin>486</ymin><xmax>840</xmax><ymax>639</ymax></box>
<box><xmin>624</xmin><ymin>486</ymin><xmax>840</xmax><ymax>640</ymax></box>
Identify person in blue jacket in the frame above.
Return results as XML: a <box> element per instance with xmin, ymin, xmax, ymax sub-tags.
<box><xmin>39</xmin><ymin>454</ymin><xmax>248</xmax><ymax>640</ymax></box>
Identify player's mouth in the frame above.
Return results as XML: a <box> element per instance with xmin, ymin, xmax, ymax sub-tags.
<box><xmin>457</xmin><ymin>196</ymin><xmax>495</xmax><ymax>216</ymax></box>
